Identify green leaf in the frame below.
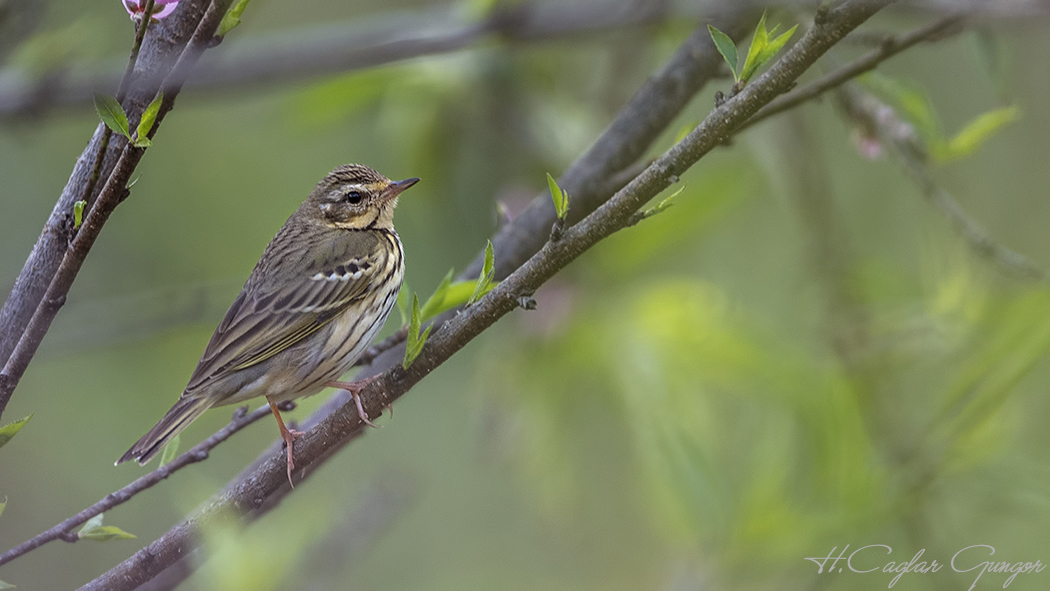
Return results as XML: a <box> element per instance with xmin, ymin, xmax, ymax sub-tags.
<box><xmin>642</xmin><ymin>185</ymin><xmax>686</xmax><ymax>219</ymax></box>
<box><xmin>77</xmin><ymin>513</ymin><xmax>136</xmax><ymax>541</ymax></box>
<box><xmin>218</xmin><ymin>0</ymin><xmax>251</xmax><ymax>36</ymax></box>
<box><xmin>419</xmin><ymin>269</ymin><xmax>455</xmax><ymax>321</ymax></box>
<box><xmin>0</xmin><ymin>415</ymin><xmax>32</xmax><ymax>450</ymax></box>
<box><xmin>937</xmin><ymin>106</ymin><xmax>1019</xmax><ymax>162</ymax></box>
<box><xmin>423</xmin><ymin>280</ymin><xmax>497</xmax><ymax>320</ymax></box>
<box><xmin>468</xmin><ymin>241</ymin><xmax>495</xmax><ymax>306</ymax></box>
<box><xmin>0</xmin><ymin>496</ymin><xmax>7</xmax><ymax>520</ymax></box>
<box><xmin>546</xmin><ymin>173</ymin><xmax>569</xmax><ymax>220</ymax></box>
<box><xmin>753</xmin><ymin>24</ymin><xmax>797</xmax><ymax>73</ymax></box>
<box><xmin>79</xmin><ymin>514</ymin><xmax>103</xmax><ymax>532</ymax></box>
<box><xmin>738</xmin><ymin>12</ymin><xmax>796</xmax><ymax>85</ymax></box>
<box><xmin>0</xmin><ymin>579</ymin><xmax>14</xmax><ymax>589</ymax></box>
<box><xmin>739</xmin><ymin>11</ymin><xmax>771</xmax><ymax>84</ymax></box>
<box><xmin>402</xmin><ymin>294</ymin><xmax>431</xmax><ymax>370</ymax></box>
<box><xmin>79</xmin><ymin>525</ymin><xmax>138</xmax><ymax>541</ymax></box>
<box><xmin>73</xmin><ymin>200</ymin><xmax>86</xmax><ymax>230</ymax></box>
<box><xmin>707</xmin><ymin>25</ymin><xmax>739</xmax><ymax>81</ymax></box>
<box><xmin>158</xmin><ymin>434</ymin><xmax>180</xmax><ymax>468</ymax></box>
<box><xmin>93</xmin><ymin>94</ymin><xmax>130</xmax><ymax>139</ymax></box>
<box><xmin>133</xmin><ymin>92</ymin><xmax>163</xmax><ymax>148</ymax></box>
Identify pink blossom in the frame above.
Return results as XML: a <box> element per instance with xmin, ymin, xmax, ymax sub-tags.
<box><xmin>850</xmin><ymin>129</ymin><xmax>883</xmax><ymax>161</ymax></box>
<box><xmin>123</xmin><ymin>0</ymin><xmax>180</xmax><ymax>20</ymax></box>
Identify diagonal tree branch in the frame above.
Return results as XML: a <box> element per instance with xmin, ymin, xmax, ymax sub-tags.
<box><xmin>77</xmin><ymin>1</ymin><xmax>895</xmax><ymax>589</ymax></box>
<box><xmin>0</xmin><ymin>0</ymin><xmax>237</xmax><ymax>419</ymax></box>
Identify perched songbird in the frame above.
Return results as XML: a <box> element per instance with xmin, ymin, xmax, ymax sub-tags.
<box><xmin>117</xmin><ymin>164</ymin><xmax>418</xmax><ymax>483</ymax></box>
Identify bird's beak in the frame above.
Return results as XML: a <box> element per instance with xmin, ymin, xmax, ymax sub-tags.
<box><xmin>380</xmin><ymin>177</ymin><xmax>420</xmax><ymax>201</ymax></box>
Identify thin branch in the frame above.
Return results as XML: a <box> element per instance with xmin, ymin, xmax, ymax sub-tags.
<box><xmin>79</xmin><ymin>2</ymin><xmax>894</xmax><ymax>589</ymax></box>
<box><xmin>739</xmin><ymin>13</ymin><xmax>965</xmax><ymax>132</ymax></box>
<box><xmin>116</xmin><ymin>0</ymin><xmax>158</xmax><ymax>103</ymax></box>
<box><xmin>0</xmin><ymin>0</ymin><xmax>236</xmax><ymax>419</ymax></box>
<box><xmin>77</xmin><ymin>0</ymin><xmax>156</xmax><ymax>254</ymax></box>
<box><xmin>913</xmin><ymin>171</ymin><xmax>1048</xmax><ymax>280</ymax></box>
<box><xmin>840</xmin><ymin>87</ymin><xmax>1048</xmax><ymax>280</ymax></box>
<box><xmin>0</xmin><ymin>403</ymin><xmax>279</xmax><ymax>568</ymax></box>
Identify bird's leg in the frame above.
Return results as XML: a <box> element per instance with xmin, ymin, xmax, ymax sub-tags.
<box><xmin>325</xmin><ymin>375</ymin><xmax>379</xmax><ymax>428</ymax></box>
<box><xmin>267</xmin><ymin>396</ymin><xmax>304</xmax><ymax>487</ymax></box>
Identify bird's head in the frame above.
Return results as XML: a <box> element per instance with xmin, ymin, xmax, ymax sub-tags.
<box><xmin>304</xmin><ymin>163</ymin><xmax>419</xmax><ymax>230</ymax></box>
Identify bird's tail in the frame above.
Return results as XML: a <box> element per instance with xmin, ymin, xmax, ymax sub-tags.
<box><xmin>116</xmin><ymin>396</ymin><xmax>212</xmax><ymax>466</ymax></box>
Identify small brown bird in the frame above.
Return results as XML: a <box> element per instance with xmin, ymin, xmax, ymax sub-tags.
<box><xmin>117</xmin><ymin>164</ymin><xmax>417</xmax><ymax>483</ymax></box>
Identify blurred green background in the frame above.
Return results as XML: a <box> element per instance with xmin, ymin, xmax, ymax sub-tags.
<box><xmin>2</xmin><ymin>1</ymin><xmax>1050</xmax><ymax>589</ymax></box>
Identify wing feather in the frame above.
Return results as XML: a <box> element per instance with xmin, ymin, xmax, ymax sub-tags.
<box><xmin>183</xmin><ymin>227</ymin><xmax>387</xmax><ymax>394</ymax></box>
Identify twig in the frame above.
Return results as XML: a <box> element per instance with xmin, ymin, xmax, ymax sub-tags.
<box><xmin>77</xmin><ymin>0</ymin><xmax>156</xmax><ymax>238</ymax></box>
<box><xmin>739</xmin><ymin>13</ymin><xmax>965</xmax><ymax>133</ymax></box>
<box><xmin>840</xmin><ymin>87</ymin><xmax>1048</xmax><ymax>280</ymax></box>
<box><xmin>0</xmin><ymin>0</ymin><xmax>236</xmax><ymax>420</ymax></box>
<box><xmin>116</xmin><ymin>0</ymin><xmax>157</xmax><ymax>102</ymax></box>
<box><xmin>913</xmin><ymin>171</ymin><xmax>1048</xmax><ymax>281</ymax></box>
<box><xmin>79</xmin><ymin>2</ymin><xmax>894</xmax><ymax>589</ymax></box>
<box><xmin>0</xmin><ymin>403</ymin><xmax>277</xmax><ymax>568</ymax></box>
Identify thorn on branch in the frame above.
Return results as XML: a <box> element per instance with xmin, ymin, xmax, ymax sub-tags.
<box><xmin>714</xmin><ymin>90</ymin><xmax>727</xmax><ymax>108</ymax></box>
<box><xmin>232</xmin><ymin>405</ymin><xmax>249</xmax><ymax>422</ymax></box>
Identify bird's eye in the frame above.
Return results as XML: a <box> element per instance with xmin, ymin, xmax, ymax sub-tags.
<box><xmin>346</xmin><ymin>191</ymin><xmax>363</xmax><ymax>204</ymax></box>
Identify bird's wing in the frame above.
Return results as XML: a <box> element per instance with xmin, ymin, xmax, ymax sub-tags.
<box><xmin>183</xmin><ymin>228</ymin><xmax>389</xmax><ymax>395</ymax></box>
